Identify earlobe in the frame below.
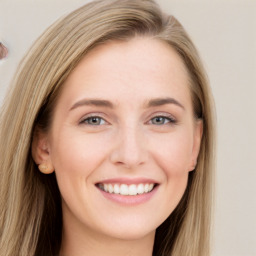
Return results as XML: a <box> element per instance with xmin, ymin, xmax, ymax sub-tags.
<box><xmin>38</xmin><ymin>163</ymin><xmax>55</xmax><ymax>174</ymax></box>
<box><xmin>31</xmin><ymin>128</ymin><xmax>55</xmax><ymax>174</ymax></box>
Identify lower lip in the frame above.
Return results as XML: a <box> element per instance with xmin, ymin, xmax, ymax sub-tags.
<box><xmin>97</xmin><ymin>186</ymin><xmax>158</xmax><ymax>205</ymax></box>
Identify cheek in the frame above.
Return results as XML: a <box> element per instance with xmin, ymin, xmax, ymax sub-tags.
<box><xmin>50</xmin><ymin>132</ymin><xmax>112</xmax><ymax>212</ymax></box>
<box><xmin>49</xmin><ymin>131</ymin><xmax>113</xmax><ymax>192</ymax></box>
<box><xmin>149</xmin><ymin>131</ymin><xmax>193</xmax><ymax>211</ymax></box>
<box><xmin>151</xmin><ymin>131</ymin><xmax>193</xmax><ymax>176</ymax></box>
<box><xmin>157</xmin><ymin>156</ymin><xmax>190</xmax><ymax>216</ymax></box>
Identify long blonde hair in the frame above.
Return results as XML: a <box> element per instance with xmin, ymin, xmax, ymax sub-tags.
<box><xmin>0</xmin><ymin>0</ymin><xmax>215</xmax><ymax>255</ymax></box>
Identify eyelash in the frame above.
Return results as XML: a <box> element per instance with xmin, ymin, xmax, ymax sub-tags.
<box><xmin>79</xmin><ymin>114</ymin><xmax>176</xmax><ymax>126</ymax></box>
<box><xmin>80</xmin><ymin>115</ymin><xmax>107</xmax><ymax>125</ymax></box>
<box><xmin>148</xmin><ymin>115</ymin><xmax>176</xmax><ymax>125</ymax></box>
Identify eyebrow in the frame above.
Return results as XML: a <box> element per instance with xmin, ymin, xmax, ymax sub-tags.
<box><xmin>70</xmin><ymin>99</ymin><xmax>114</xmax><ymax>111</ymax></box>
<box><xmin>146</xmin><ymin>97</ymin><xmax>185</xmax><ymax>110</ymax></box>
<box><xmin>69</xmin><ymin>97</ymin><xmax>185</xmax><ymax>111</ymax></box>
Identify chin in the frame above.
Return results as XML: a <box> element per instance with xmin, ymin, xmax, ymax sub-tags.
<box><xmin>95</xmin><ymin>215</ymin><xmax>161</xmax><ymax>241</ymax></box>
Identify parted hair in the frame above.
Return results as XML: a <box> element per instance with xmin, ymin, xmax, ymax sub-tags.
<box><xmin>0</xmin><ymin>0</ymin><xmax>215</xmax><ymax>255</ymax></box>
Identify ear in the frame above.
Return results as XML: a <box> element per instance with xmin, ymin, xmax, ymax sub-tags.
<box><xmin>189</xmin><ymin>119</ymin><xmax>203</xmax><ymax>172</ymax></box>
<box><xmin>31</xmin><ymin>127</ymin><xmax>54</xmax><ymax>174</ymax></box>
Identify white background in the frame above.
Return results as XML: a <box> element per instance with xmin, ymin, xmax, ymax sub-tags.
<box><xmin>0</xmin><ymin>0</ymin><xmax>255</xmax><ymax>255</ymax></box>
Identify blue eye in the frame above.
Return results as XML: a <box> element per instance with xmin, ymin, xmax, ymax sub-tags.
<box><xmin>150</xmin><ymin>116</ymin><xmax>175</xmax><ymax>125</ymax></box>
<box><xmin>81</xmin><ymin>116</ymin><xmax>106</xmax><ymax>125</ymax></box>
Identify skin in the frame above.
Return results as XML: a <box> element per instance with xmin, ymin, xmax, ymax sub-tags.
<box><xmin>33</xmin><ymin>37</ymin><xmax>202</xmax><ymax>256</ymax></box>
<box><xmin>0</xmin><ymin>43</ymin><xmax>8</xmax><ymax>59</ymax></box>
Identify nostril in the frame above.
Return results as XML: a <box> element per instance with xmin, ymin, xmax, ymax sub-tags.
<box><xmin>0</xmin><ymin>43</ymin><xmax>8</xmax><ymax>60</ymax></box>
<box><xmin>109</xmin><ymin>130</ymin><xmax>148</xmax><ymax>168</ymax></box>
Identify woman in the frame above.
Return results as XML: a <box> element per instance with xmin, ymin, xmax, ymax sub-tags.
<box><xmin>0</xmin><ymin>0</ymin><xmax>215</xmax><ymax>255</ymax></box>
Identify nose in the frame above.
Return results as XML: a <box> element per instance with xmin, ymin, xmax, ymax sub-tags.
<box><xmin>109</xmin><ymin>124</ymin><xmax>148</xmax><ymax>169</ymax></box>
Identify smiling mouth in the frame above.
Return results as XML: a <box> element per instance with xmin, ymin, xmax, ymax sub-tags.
<box><xmin>96</xmin><ymin>183</ymin><xmax>157</xmax><ymax>196</ymax></box>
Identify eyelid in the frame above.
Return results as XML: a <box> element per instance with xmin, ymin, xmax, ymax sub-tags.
<box><xmin>147</xmin><ymin>112</ymin><xmax>177</xmax><ymax>125</ymax></box>
<box><xmin>79</xmin><ymin>113</ymin><xmax>109</xmax><ymax>125</ymax></box>
<box><xmin>78</xmin><ymin>112</ymin><xmax>177</xmax><ymax>126</ymax></box>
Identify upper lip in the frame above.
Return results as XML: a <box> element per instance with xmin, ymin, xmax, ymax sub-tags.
<box><xmin>95</xmin><ymin>177</ymin><xmax>159</xmax><ymax>185</ymax></box>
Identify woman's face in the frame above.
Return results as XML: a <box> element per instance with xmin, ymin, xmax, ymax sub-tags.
<box><xmin>35</xmin><ymin>37</ymin><xmax>202</xmax><ymax>241</ymax></box>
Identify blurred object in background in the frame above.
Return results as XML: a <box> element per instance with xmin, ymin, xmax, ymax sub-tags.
<box><xmin>0</xmin><ymin>43</ymin><xmax>8</xmax><ymax>60</ymax></box>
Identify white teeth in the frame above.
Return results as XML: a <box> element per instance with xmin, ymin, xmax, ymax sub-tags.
<box><xmin>113</xmin><ymin>184</ymin><xmax>119</xmax><ymax>194</ymax></box>
<box><xmin>108</xmin><ymin>184</ymin><xmax>114</xmax><ymax>193</ymax></box>
<box><xmin>120</xmin><ymin>184</ymin><xmax>129</xmax><ymax>195</ymax></box>
<box><xmin>137</xmin><ymin>184</ymin><xmax>144</xmax><ymax>194</ymax></box>
<box><xmin>99</xmin><ymin>183</ymin><xmax>155</xmax><ymax>195</ymax></box>
<box><xmin>128</xmin><ymin>184</ymin><xmax>137</xmax><ymax>195</ymax></box>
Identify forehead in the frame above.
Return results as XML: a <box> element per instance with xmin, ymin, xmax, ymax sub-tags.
<box><xmin>59</xmin><ymin>37</ymin><xmax>191</xmax><ymax>109</ymax></box>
